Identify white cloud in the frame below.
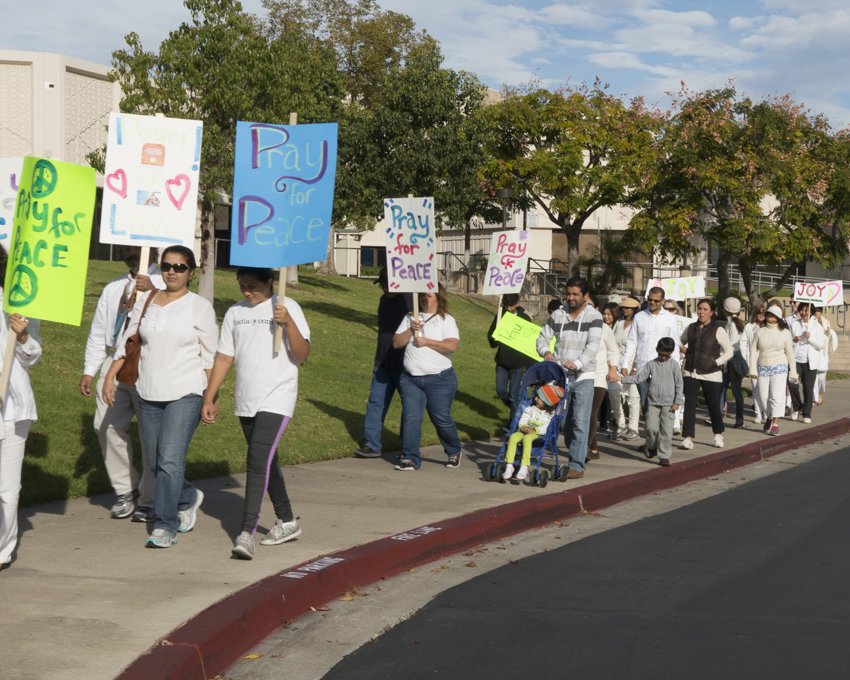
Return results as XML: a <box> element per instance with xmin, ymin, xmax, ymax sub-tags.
<box><xmin>587</xmin><ymin>51</ymin><xmax>678</xmax><ymax>76</ymax></box>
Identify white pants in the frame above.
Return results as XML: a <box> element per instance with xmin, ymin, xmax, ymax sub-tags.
<box><xmin>608</xmin><ymin>384</ymin><xmax>626</xmax><ymax>430</ymax></box>
<box><xmin>750</xmin><ymin>378</ymin><xmax>762</xmax><ymax>418</ymax></box>
<box><xmin>759</xmin><ymin>372</ymin><xmax>787</xmax><ymax>421</ymax></box>
<box><xmin>95</xmin><ymin>357</ymin><xmax>156</xmax><ymax>504</ymax></box>
<box><xmin>622</xmin><ymin>383</ymin><xmax>640</xmax><ymax>431</ymax></box>
<box><xmin>0</xmin><ymin>419</ymin><xmax>33</xmax><ymax>564</ymax></box>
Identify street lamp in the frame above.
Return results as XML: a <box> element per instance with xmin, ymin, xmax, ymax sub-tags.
<box><xmin>495</xmin><ymin>188</ymin><xmax>514</xmax><ymax>230</ymax></box>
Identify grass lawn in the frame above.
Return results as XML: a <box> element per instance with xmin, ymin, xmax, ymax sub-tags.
<box><xmin>21</xmin><ymin>262</ymin><xmax>511</xmax><ymax>507</ymax></box>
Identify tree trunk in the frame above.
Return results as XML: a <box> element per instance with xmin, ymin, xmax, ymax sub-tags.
<box><xmin>286</xmin><ymin>265</ymin><xmax>299</xmax><ymax>287</ymax></box>
<box><xmin>196</xmin><ymin>207</ymin><xmax>215</xmax><ymax>305</ymax></box>
<box><xmin>715</xmin><ymin>250</ymin><xmax>733</xmax><ymax>298</ymax></box>
<box><xmin>464</xmin><ymin>225</ymin><xmax>471</xmax><ymax>293</ymax></box>
<box><xmin>738</xmin><ymin>260</ymin><xmax>760</xmax><ymax>309</ymax></box>
<box><xmin>318</xmin><ymin>226</ymin><xmax>338</xmax><ymax>276</ymax></box>
<box><xmin>566</xmin><ymin>226</ymin><xmax>581</xmax><ymax>279</ymax></box>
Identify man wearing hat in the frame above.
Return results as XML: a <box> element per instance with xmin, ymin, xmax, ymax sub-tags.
<box><xmin>355</xmin><ymin>269</ymin><xmax>411</xmax><ymax>458</ymax></box>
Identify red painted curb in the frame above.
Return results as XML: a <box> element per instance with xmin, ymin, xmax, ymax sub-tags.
<box><xmin>117</xmin><ymin>417</ymin><xmax>850</xmax><ymax>680</ymax></box>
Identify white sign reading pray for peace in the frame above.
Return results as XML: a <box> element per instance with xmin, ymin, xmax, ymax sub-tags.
<box><xmin>645</xmin><ymin>276</ymin><xmax>706</xmax><ymax>302</ymax></box>
<box><xmin>384</xmin><ymin>197</ymin><xmax>437</xmax><ymax>293</ymax></box>
<box><xmin>0</xmin><ymin>158</ymin><xmax>23</xmax><ymax>251</ymax></box>
<box><xmin>100</xmin><ymin>113</ymin><xmax>203</xmax><ymax>248</ymax></box>
<box><xmin>483</xmin><ymin>231</ymin><xmax>530</xmax><ymax>296</ymax></box>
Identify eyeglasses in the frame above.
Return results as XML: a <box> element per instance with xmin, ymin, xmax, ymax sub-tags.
<box><xmin>647</xmin><ymin>297</ymin><xmax>663</xmax><ymax>304</ymax></box>
<box><xmin>664</xmin><ymin>306</ymin><xmax>678</xmax><ymax>312</ymax></box>
<box><xmin>161</xmin><ymin>262</ymin><xmax>190</xmax><ymax>273</ymax></box>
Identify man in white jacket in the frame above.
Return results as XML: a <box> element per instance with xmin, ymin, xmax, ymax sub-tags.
<box><xmin>79</xmin><ymin>247</ymin><xmax>164</xmax><ymax>520</ymax></box>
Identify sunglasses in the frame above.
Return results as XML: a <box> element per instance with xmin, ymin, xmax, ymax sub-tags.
<box><xmin>161</xmin><ymin>262</ymin><xmax>190</xmax><ymax>273</ymax></box>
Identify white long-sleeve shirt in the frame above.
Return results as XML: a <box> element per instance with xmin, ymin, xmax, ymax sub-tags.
<box><xmin>620</xmin><ymin>308</ymin><xmax>682</xmax><ymax>374</ymax></box>
<box><xmin>0</xmin><ymin>297</ymin><xmax>42</xmax><ymax>425</ymax></box>
<box><xmin>82</xmin><ymin>265</ymin><xmax>164</xmax><ymax>377</ymax></box>
<box><xmin>595</xmin><ymin>324</ymin><xmax>620</xmax><ymax>388</ymax></box>
<box><xmin>114</xmin><ymin>290</ymin><xmax>218</xmax><ymax>402</ymax></box>
<box><xmin>791</xmin><ymin>316</ymin><xmax>825</xmax><ymax>368</ymax></box>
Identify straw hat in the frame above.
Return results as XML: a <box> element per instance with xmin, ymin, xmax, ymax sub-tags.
<box><xmin>723</xmin><ymin>297</ymin><xmax>742</xmax><ymax>315</ymax></box>
<box><xmin>766</xmin><ymin>304</ymin><xmax>783</xmax><ymax>319</ymax></box>
<box><xmin>619</xmin><ymin>297</ymin><xmax>640</xmax><ymax>309</ymax></box>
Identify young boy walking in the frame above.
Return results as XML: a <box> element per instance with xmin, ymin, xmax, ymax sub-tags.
<box><xmin>611</xmin><ymin>337</ymin><xmax>682</xmax><ymax>466</ymax></box>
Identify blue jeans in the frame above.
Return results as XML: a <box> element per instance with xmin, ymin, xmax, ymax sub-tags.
<box><xmin>362</xmin><ymin>367</ymin><xmax>403</xmax><ymax>452</ymax></box>
<box><xmin>561</xmin><ymin>378</ymin><xmax>595</xmax><ymax>472</ymax></box>
<box><xmin>137</xmin><ymin>394</ymin><xmax>203</xmax><ymax>534</ymax></box>
<box><xmin>496</xmin><ymin>365</ymin><xmax>526</xmax><ymax>424</ymax></box>
<box><xmin>398</xmin><ymin>369</ymin><xmax>461</xmax><ymax>469</ymax></box>
<box><xmin>720</xmin><ymin>372</ymin><xmax>744</xmax><ymax>421</ymax></box>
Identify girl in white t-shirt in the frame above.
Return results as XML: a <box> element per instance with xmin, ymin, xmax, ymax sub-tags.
<box><xmin>202</xmin><ymin>267</ymin><xmax>310</xmax><ymax>559</ymax></box>
<box><xmin>392</xmin><ymin>284</ymin><xmax>461</xmax><ymax>471</ymax></box>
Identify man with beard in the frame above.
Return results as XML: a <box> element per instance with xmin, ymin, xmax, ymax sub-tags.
<box><xmin>79</xmin><ymin>247</ymin><xmax>163</xmax><ymax>520</ymax></box>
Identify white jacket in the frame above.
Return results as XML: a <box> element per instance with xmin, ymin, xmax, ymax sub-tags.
<box><xmin>0</xmin><ymin>300</ymin><xmax>42</xmax><ymax>427</ymax></box>
<box><xmin>791</xmin><ymin>316</ymin><xmax>825</xmax><ymax>370</ymax></box>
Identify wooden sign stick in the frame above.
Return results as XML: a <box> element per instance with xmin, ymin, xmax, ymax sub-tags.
<box><xmin>496</xmin><ymin>294</ymin><xmax>504</xmax><ymax>324</ymax></box>
<box><xmin>0</xmin><ymin>319</ymin><xmax>16</xmax><ymax>413</ymax></box>
<box><xmin>136</xmin><ymin>246</ymin><xmax>150</xmax><ymax>300</ymax></box>
<box><xmin>274</xmin><ymin>112</ymin><xmax>298</xmax><ymax>354</ymax></box>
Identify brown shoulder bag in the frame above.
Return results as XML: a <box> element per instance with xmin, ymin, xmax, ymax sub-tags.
<box><xmin>116</xmin><ymin>291</ymin><xmax>157</xmax><ymax>386</ymax></box>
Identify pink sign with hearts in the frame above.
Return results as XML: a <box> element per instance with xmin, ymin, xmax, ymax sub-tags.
<box><xmin>99</xmin><ymin>112</ymin><xmax>203</xmax><ymax>248</ymax></box>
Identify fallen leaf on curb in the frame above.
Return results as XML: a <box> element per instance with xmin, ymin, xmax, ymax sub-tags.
<box><xmin>271</xmin><ymin>655</ymin><xmax>281</xmax><ymax>658</ymax></box>
<box><xmin>409</xmin><ymin>569</ymin><xmax>416</xmax><ymax>572</ymax></box>
<box><xmin>310</xmin><ymin>607</ymin><xmax>316</xmax><ymax>612</ymax></box>
<box><xmin>339</xmin><ymin>593</ymin><xmax>354</xmax><ymax>601</ymax></box>
<box><xmin>441</xmin><ymin>565</ymin><xmax>449</xmax><ymax>569</ymax></box>
<box><xmin>462</xmin><ymin>550</ymin><xmax>475</xmax><ymax>556</ymax></box>
<box><xmin>242</xmin><ymin>654</ymin><xmax>263</xmax><ymax>660</ymax></box>
<box><xmin>554</xmin><ymin>521</ymin><xmax>562</xmax><ymax>525</ymax></box>
<box><xmin>466</xmin><ymin>561</ymin><xmax>477</xmax><ymax>567</ymax></box>
<box><xmin>374</xmin><ymin>587</ymin><xmax>381</xmax><ymax>591</ymax></box>
<box><xmin>317</xmin><ymin>606</ymin><xmax>330</xmax><ymax>612</ymax></box>
<box><xmin>532</xmin><ymin>549</ymin><xmax>537</xmax><ymax>553</ymax></box>
<box><xmin>497</xmin><ymin>546</ymin><xmax>506</xmax><ymax>550</ymax></box>
<box><xmin>544</xmin><ymin>548</ymin><xmax>549</xmax><ymax>552</ymax></box>
<box><xmin>509</xmin><ymin>559</ymin><xmax>518</xmax><ymax>564</ymax></box>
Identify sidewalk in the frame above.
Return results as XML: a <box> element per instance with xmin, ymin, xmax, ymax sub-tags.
<box><xmin>3</xmin><ymin>382</ymin><xmax>850</xmax><ymax>680</ymax></box>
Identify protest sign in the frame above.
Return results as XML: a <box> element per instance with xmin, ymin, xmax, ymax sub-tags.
<box><xmin>645</xmin><ymin>276</ymin><xmax>706</xmax><ymax>302</ymax></box>
<box><xmin>0</xmin><ymin>158</ymin><xmax>23</xmax><ymax>251</ymax></box>
<box><xmin>100</xmin><ymin>113</ymin><xmax>203</xmax><ymax>248</ymax></box>
<box><xmin>384</xmin><ymin>197</ymin><xmax>437</xmax><ymax>293</ymax></box>
<box><xmin>793</xmin><ymin>280</ymin><xmax>844</xmax><ymax>306</ymax></box>
<box><xmin>230</xmin><ymin>121</ymin><xmax>338</xmax><ymax>267</ymax></box>
<box><xmin>483</xmin><ymin>230</ymin><xmax>530</xmax><ymax>296</ymax></box>
<box><xmin>491</xmin><ymin>312</ymin><xmax>551</xmax><ymax>361</ymax></box>
<box><xmin>4</xmin><ymin>157</ymin><xmax>95</xmax><ymax>325</ymax></box>
<box><xmin>673</xmin><ymin>314</ymin><xmax>695</xmax><ymax>337</ymax></box>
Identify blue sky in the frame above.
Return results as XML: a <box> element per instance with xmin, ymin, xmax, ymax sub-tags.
<box><xmin>3</xmin><ymin>0</ymin><xmax>848</xmax><ymax>127</ymax></box>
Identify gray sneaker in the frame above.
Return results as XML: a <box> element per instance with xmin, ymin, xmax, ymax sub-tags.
<box><xmin>232</xmin><ymin>531</ymin><xmax>255</xmax><ymax>560</ymax></box>
<box><xmin>177</xmin><ymin>489</ymin><xmax>204</xmax><ymax>533</ymax></box>
<box><xmin>622</xmin><ymin>429</ymin><xmax>640</xmax><ymax>441</ymax></box>
<box><xmin>260</xmin><ymin>519</ymin><xmax>302</xmax><ymax>546</ymax></box>
<box><xmin>145</xmin><ymin>528</ymin><xmax>177</xmax><ymax>549</ymax></box>
<box><xmin>131</xmin><ymin>506</ymin><xmax>158</xmax><ymax>523</ymax></box>
<box><xmin>111</xmin><ymin>492</ymin><xmax>137</xmax><ymax>519</ymax></box>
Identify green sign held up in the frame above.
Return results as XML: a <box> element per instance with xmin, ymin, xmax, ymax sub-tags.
<box><xmin>4</xmin><ymin>157</ymin><xmax>95</xmax><ymax>325</ymax></box>
<box><xmin>491</xmin><ymin>312</ymin><xmax>553</xmax><ymax>362</ymax></box>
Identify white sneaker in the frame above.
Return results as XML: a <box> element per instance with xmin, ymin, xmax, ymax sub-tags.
<box><xmin>673</xmin><ymin>424</ymin><xmax>682</xmax><ymax>435</ymax></box>
<box><xmin>803</xmin><ymin>417</ymin><xmax>812</xmax><ymax>424</ymax></box>
<box><xmin>714</xmin><ymin>434</ymin><xmax>724</xmax><ymax>448</ymax></box>
<box><xmin>791</xmin><ymin>411</ymin><xmax>799</xmax><ymax>421</ymax></box>
<box><xmin>679</xmin><ymin>438</ymin><xmax>693</xmax><ymax>450</ymax></box>
<box><xmin>502</xmin><ymin>463</ymin><xmax>515</xmax><ymax>480</ymax></box>
<box><xmin>754</xmin><ymin>415</ymin><xmax>763</xmax><ymax>424</ymax></box>
<box><xmin>515</xmin><ymin>465</ymin><xmax>529</xmax><ymax>481</ymax></box>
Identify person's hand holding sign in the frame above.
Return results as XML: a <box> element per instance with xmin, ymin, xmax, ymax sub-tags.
<box><xmin>135</xmin><ymin>274</ymin><xmax>155</xmax><ymax>293</ymax></box>
<box><xmin>274</xmin><ymin>302</ymin><xmax>310</xmax><ymax>364</ymax></box>
<box><xmin>9</xmin><ymin>314</ymin><xmax>29</xmax><ymax>345</ymax></box>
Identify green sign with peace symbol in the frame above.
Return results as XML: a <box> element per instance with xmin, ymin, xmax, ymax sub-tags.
<box><xmin>6</xmin><ymin>264</ymin><xmax>38</xmax><ymax>307</ymax></box>
<box><xmin>31</xmin><ymin>160</ymin><xmax>58</xmax><ymax>199</ymax></box>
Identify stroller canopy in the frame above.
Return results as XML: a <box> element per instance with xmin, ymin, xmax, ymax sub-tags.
<box><xmin>520</xmin><ymin>362</ymin><xmax>568</xmax><ymax>392</ymax></box>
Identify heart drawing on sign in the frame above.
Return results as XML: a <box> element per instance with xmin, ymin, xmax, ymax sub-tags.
<box><xmin>165</xmin><ymin>174</ymin><xmax>191</xmax><ymax>210</ymax></box>
<box><xmin>106</xmin><ymin>169</ymin><xmax>127</xmax><ymax>199</ymax></box>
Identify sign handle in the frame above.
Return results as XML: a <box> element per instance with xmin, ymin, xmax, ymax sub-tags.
<box><xmin>497</xmin><ymin>294</ymin><xmax>504</xmax><ymax>324</ymax></box>
<box><xmin>0</xmin><ymin>320</ymin><xmax>17</xmax><ymax>415</ymax></box>
<box><xmin>135</xmin><ymin>247</ymin><xmax>150</xmax><ymax>304</ymax></box>
<box><xmin>405</xmin><ymin>193</ymin><xmax>424</xmax><ymax>338</ymax></box>
<box><xmin>274</xmin><ymin>112</ymin><xmax>298</xmax><ymax>353</ymax></box>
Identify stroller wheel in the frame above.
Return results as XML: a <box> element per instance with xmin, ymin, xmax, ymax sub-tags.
<box><xmin>557</xmin><ymin>465</ymin><xmax>569</xmax><ymax>482</ymax></box>
<box><xmin>538</xmin><ymin>469</ymin><xmax>550</xmax><ymax>488</ymax></box>
<box><xmin>495</xmin><ymin>462</ymin><xmax>507</xmax><ymax>484</ymax></box>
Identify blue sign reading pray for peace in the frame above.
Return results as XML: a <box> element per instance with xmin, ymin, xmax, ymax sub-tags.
<box><xmin>230</xmin><ymin>121</ymin><xmax>338</xmax><ymax>268</ymax></box>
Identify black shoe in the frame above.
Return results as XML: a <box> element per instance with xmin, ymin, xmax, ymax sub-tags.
<box><xmin>354</xmin><ymin>446</ymin><xmax>381</xmax><ymax>459</ymax></box>
<box><xmin>131</xmin><ymin>506</ymin><xmax>158</xmax><ymax>523</ymax></box>
<box><xmin>659</xmin><ymin>458</ymin><xmax>671</xmax><ymax>467</ymax></box>
<box><xmin>636</xmin><ymin>443</ymin><xmax>648</xmax><ymax>454</ymax></box>
<box><xmin>394</xmin><ymin>459</ymin><xmax>416</xmax><ymax>471</ymax></box>
<box><xmin>734</xmin><ymin>418</ymin><xmax>745</xmax><ymax>429</ymax></box>
<box><xmin>446</xmin><ymin>452</ymin><xmax>463</xmax><ymax>468</ymax></box>
<box><xmin>646</xmin><ymin>448</ymin><xmax>658</xmax><ymax>459</ymax></box>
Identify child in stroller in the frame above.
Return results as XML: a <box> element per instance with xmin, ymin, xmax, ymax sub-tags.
<box><xmin>503</xmin><ymin>385</ymin><xmax>563</xmax><ymax>480</ymax></box>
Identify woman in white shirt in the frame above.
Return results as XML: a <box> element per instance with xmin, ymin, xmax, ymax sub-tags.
<box><xmin>613</xmin><ymin>297</ymin><xmax>641</xmax><ymax>440</ymax></box>
<box><xmin>812</xmin><ymin>306</ymin><xmax>833</xmax><ymax>407</ymax></box>
<box><xmin>719</xmin><ymin>298</ymin><xmax>747</xmax><ymax>429</ymax></box>
<box><xmin>0</xmin><ymin>247</ymin><xmax>42</xmax><ymax>568</ymax></box>
<box><xmin>789</xmin><ymin>302</ymin><xmax>824</xmax><ymax>423</ymax></box>
<box><xmin>104</xmin><ymin>246</ymin><xmax>218</xmax><ymax>549</ymax></box>
<box><xmin>392</xmin><ymin>284</ymin><xmax>461</xmax><ymax>472</ymax></box>
<box><xmin>586</xmin><ymin>297</ymin><xmax>620</xmax><ymax>460</ymax></box>
<box><xmin>202</xmin><ymin>267</ymin><xmax>310</xmax><ymax>559</ymax></box>
<box><xmin>748</xmin><ymin>305</ymin><xmax>798</xmax><ymax>437</ymax></box>
<box><xmin>740</xmin><ymin>304</ymin><xmax>765</xmax><ymax>423</ymax></box>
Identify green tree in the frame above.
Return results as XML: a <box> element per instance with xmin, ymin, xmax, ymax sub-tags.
<box><xmin>103</xmin><ymin>0</ymin><xmax>345</xmax><ymax>300</ymax></box>
<box><xmin>481</xmin><ymin>81</ymin><xmax>661</xmax><ymax>278</ymax></box>
<box><xmin>629</xmin><ymin>85</ymin><xmax>850</xmax><ymax>307</ymax></box>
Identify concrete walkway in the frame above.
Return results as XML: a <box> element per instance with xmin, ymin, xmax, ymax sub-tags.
<box><xmin>3</xmin><ymin>381</ymin><xmax>849</xmax><ymax>680</ymax></box>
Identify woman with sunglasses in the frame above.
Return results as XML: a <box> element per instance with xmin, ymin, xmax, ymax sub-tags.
<box><xmin>104</xmin><ymin>246</ymin><xmax>218</xmax><ymax>549</ymax></box>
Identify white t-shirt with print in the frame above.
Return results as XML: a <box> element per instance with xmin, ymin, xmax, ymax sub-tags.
<box><xmin>396</xmin><ymin>312</ymin><xmax>460</xmax><ymax>376</ymax></box>
<box><xmin>217</xmin><ymin>295</ymin><xmax>311</xmax><ymax>417</ymax></box>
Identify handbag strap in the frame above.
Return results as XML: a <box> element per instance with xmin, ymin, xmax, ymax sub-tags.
<box><xmin>135</xmin><ymin>291</ymin><xmax>157</xmax><ymax>338</ymax></box>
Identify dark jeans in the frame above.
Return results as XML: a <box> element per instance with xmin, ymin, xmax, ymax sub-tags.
<box><xmin>399</xmin><ymin>368</ymin><xmax>461</xmax><ymax>469</ymax></box>
<box><xmin>720</xmin><ymin>371</ymin><xmax>745</xmax><ymax>421</ymax></box>
<box><xmin>137</xmin><ymin>394</ymin><xmax>202</xmax><ymax>534</ymax></box>
<box><xmin>239</xmin><ymin>411</ymin><xmax>294</xmax><ymax>535</ymax></box>
<box><xmin>587</xmin><ymin>386</ymin><xmax>608</xmax><ymax>451</ymax></box>
<box><xmin>496</xmin><ymin>365</ymin><xmax>526</xmax><ymax>424</ymax></box>
<box><xmin>796</xmin><ymin>361</ymin><xmax>817</xmax><ymax>418</ymax></box>
<box><xmin>682</xmin><ymin>376</ymin><xmax>725</xmax><ymax>439</ymax></box>
<box><xmin>362</xmin><ymin>367</ymin><xmax>403</xmax><ymax>452</ymax></box>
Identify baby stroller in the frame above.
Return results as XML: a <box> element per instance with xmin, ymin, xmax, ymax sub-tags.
<box><xmin>486</xmin><ymin>362</ymin><xmax>574</xmax><ymax>487</ymax></box>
